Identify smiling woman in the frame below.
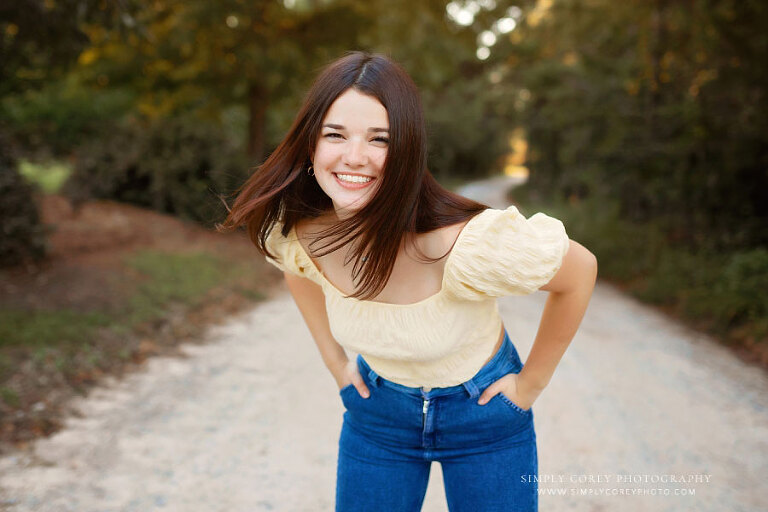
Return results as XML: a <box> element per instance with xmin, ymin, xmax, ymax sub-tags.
<box><xmin>217</xmin><ymin>51</ymin><xmax>491</xmax><ymax>302</ymax></box>
<box><xmin>216</xmin><ymin>51</ymin><xmax>597</xmax><ymax>512</ymax></box>
<box><xmin>312</xmin><ymin>89</ymin><xmax>389</xmax><ymax>212</ymax></box>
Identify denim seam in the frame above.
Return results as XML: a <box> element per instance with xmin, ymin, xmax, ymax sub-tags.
<box><xmin>496</xmin><ymin>393</ymin><xmax>532</xmax><ymax>415</ymax></box>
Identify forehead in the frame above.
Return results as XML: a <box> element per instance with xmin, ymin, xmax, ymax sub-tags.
<box><xmin>323</xmin><ymin>89</ymin><xmax>388</xmax><ymax>128</ymax></box>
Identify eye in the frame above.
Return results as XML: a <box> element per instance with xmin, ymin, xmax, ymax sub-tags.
<box><xmin>373</xmin><ymin>137</ymin><xmax>389</xmax><ymax>144</ymax></box>
<box><xmin>324</xmin><ymin>133</ymin><xmax>343</xmax><ymax>139</ymax></box>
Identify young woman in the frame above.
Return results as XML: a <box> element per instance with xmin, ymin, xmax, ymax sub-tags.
<box><xmin>218</xmin><ymin>51</ymin><xmax>597</xmax><ymax>512</ymax></box>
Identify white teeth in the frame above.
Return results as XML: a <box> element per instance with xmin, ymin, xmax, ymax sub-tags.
<box><xmin>336</xmin><ymin>173</ymin><xmax>373</xmax><ymax>184</ymax></box>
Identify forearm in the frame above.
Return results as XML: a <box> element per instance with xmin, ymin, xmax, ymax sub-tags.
<box><xmin>283</xmin><ymin>272</ymin><xmax>349</xmax><ymax>387</ymax></box>
<box><xmin>520</xmin><ymin>266</ymin><xmax>597</xmax><ymax>390</ymax></box>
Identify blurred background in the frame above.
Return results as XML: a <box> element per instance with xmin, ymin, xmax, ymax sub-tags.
<box><xmin>0</xmin><ymin>0</ymin><xmax>766</xmax><ymax>449</ymax></box>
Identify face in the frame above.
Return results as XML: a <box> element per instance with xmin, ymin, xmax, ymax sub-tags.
<box><xmin>312</xmin><ymin>88</ymin><xmax>389</xmax><ymax>219</ymax></box>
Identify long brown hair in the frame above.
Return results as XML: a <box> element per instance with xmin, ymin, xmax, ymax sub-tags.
<box><xmin>217</xmin><ymin>51</ymin><xmax>488</xmax><ymax>300</ymax></box>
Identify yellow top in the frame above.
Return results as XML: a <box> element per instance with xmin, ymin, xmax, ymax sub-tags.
<box><xmin>264</xmin><ymin>205</ymin><xmax>570</xmax><ymax>388</ymax></box>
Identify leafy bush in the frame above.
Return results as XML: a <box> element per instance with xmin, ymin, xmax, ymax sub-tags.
<box><xmin>510</xmin><ymin>189</ymin><xmax>662</xmax><ymax>281</ymax></box>
<box><xmin>0</xmin><ymin>76</ymin><xmax>135</xmax><ymax>157</ymax></box>
<box><xmin>513</xmin><ymin>185</ymin><xmax>767</xmax><ymax>345</ymax></box>
<box><xmin>63</xmin><ymin>116</ymin><xmax>249</xmax><ymax>227</ymax></box>
<box><xmin>18</xmin><ymin>159</ymin><xmax>72</xmax><ymax>194</ymax></box>
<box><xmin>0</xmin><ymin>132</ymin><xmax>48</xmax><ymax>267</ymax></box>
<box><xmin>711</xmin><ymin>249</ymin><xmax>768</xmax><ymax>334</ymax></box>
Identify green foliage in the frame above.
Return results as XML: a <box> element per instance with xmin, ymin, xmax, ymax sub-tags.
<box><xmin>509</xmin><ymin>0</ymin><xmax>768</xmax><ymax>251</ymax></box>
<box><xmin>0</xmin><ymin>75</ymin><xmax>136</xmax><ymax>156</ymax></box>
<box><xmin>17</xmin><ymin>159</ymin><xmax>72</xmax><ymax>194</ymax></box>
<box><xmin>63</xmin><ymin>116</ymin><xmax>249</xmax><ymax>227</ymax></box>
<box><xmin>637</xmin><ymin>247</ymin><xmax>768</xmax><ymax>339</ymax></box>
<box><xmin>424</xmin><ymin>76</ymin><xmax>510</xmax><ymax>179</ymax></box>
<box><xmin>711</xmin><ymin>249</ymin><xmax>768</xmax><ymax>329</ymax></box>
<box><xmin>0</xmin><ymin>0</ymin><xmax>139</xmax><ymax>96</ymax></box>
<box><xmin>511</xmin><ymin>188</ymin><xmax>663</xmax><ymax>281</ymax></box>
<box><xmin>0</xmin><ymin>134</ymin><xmax>48</xmax><ymax>267</ymax></box>
<box><xmin>637</xmin><ymin>247</ymin><xmax>725</xmax><ymax>308</ymax></box>
<box><xmin>517</xmin><ymin>187</ymin><xmax>768</xmax><ymax>344</ymax></box>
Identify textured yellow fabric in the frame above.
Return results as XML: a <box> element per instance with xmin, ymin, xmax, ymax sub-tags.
<box><xmin>264</xmin><ymin>205</ymin><xmax>570</xmax><ymax>388</ymax></box>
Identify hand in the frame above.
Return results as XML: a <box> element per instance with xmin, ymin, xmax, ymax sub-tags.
<box><xmin>339</xmin><ymin>359</ymin><xmax>370</xmax><ymax>398</ymax></box>
<box><xmin>477</xmin><ymin>372</ymin><xmax>542</xmax><ymax>409</ymax></box>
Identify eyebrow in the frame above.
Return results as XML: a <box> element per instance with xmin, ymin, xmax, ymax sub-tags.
<box><xmin>322</xmin><ymin>123</ymin><xmax>389</xmax><ymax>133</ymax></box>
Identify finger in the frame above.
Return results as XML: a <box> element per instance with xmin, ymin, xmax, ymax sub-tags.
<box><xmin>354</xmin><ymin>375</ymin><xmax>370</xmax><ymax>398</ymax></box>
<box><xmin>477</xmin><ymin>383</ymin><xmax>498</xmax><ymax>405</ymax></box>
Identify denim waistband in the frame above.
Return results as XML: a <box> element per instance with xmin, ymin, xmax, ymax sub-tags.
<box><xmin>356</xmin><ymin>330</ymin><xmax>520</xmax><ymax>400</ymax></box>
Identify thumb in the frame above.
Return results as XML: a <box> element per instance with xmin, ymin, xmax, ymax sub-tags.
<box><xmin>477</xmin><ymin>383</ymin><xmax>499</xmax><ymax>406</ymax></box>
<box><xmin>351</xmin><ymin>368</ymin><xmax>370</xmax><ymax>398</ymax></box>
<box><xmin>355</xmin><ymin>378</ymin><xmax>370</xmax><ymax>398</ymax></box>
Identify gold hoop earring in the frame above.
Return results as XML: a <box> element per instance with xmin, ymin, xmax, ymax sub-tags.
<box><xmin>307</xmin><ymin>165</ymin><xmax>314</xmax><ymax>176</ymax></box>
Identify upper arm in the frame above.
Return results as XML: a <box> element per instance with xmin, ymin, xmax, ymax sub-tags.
<box><xmin>284</xmin><ymin>270</ymin><xmax>324</xmax><ymax>301</ymax></box>
<box><xmin>538</xmin><ymin>240</ymin><xmax>598</xmax><ymax>293</ymax></box>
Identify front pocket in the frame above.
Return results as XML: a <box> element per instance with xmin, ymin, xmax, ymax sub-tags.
<box><xmin>339</xmin><ymin>382</ymin><xmax>355</xmax><ymax>395</ymax></box>
<box><xmin>496</xmin><ymin>392</ymin><xmax>532</xmax><ymax>415</ymax></box>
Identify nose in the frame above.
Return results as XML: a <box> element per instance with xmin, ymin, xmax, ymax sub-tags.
<box><xmin>341</xmin><ymin>139</ymin><xmax>368</xmax><ymax>167</ymax></box>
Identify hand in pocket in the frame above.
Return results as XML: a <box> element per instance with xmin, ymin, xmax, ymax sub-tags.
<box><xmin>339</xmin><ymin>359</ymin><xmax>370</xmax><ymax>398</ymax></box>
<box><xmin>476</xmin><ymin>372</ymin><xmax>541</xmax><ymax>410</ymax></box>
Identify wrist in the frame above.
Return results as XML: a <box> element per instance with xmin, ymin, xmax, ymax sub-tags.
<box><xmin>327</xmin><ymin>356</ymin><xmax>349</xmax><ymax>385</ymax></box>
<box><xmin>518</xmin><ymin>368</ymin><xmax>549</xmax><ymax>392</ymax></box>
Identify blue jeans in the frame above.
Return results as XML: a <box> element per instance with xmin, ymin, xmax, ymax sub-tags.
<box><xmin>336</xmin><ymin>330</ymin><xmax>538</xmax><ymax>511</ymax></box>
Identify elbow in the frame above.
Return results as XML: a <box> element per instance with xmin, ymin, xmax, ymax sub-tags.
<box><xmin>540</xmin><ymin>242</ymin><xmax>597</xmax><ymax>294</ymax></box>
<box><xmin>577</xmin><ymin>246</ymin><xmax>598</xmax><ymax>289</ymax></box>
<box><xmin>587</xmin><ymin>251</ymin><xmax>598</xmax><ymax>283</ymax></box>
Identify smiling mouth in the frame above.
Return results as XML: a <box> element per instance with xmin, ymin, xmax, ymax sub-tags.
<box><xmin>333</xmin><ymin>173</ymin><xmax>374</xmax><ymax>183</ymax></box>
<box><xmin>332</xmin><ymin>173</ymin><xmax>376</xmax><ymax>190</ymax></box>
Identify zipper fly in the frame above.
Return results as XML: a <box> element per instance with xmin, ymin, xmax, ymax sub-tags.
<box><xmin>422</xmin><ymin>399</ymin><xmax>430</xmax><ymax>428</ymax></box>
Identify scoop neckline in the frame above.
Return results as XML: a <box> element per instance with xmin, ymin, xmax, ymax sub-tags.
<box><xmin>288</xmin><ymin>212</ymin><xmax>485</xmax><ymax>308</ymax></box>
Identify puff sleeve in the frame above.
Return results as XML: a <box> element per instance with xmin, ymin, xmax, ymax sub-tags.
<box><xmin>264</xmin><ymin>220</ymin><xmax>325</xmax><ymax>286</ymax></box>
<box><xmin>444</xmin><ymin>205</ymin><xmax>570</xmax><ymax>300</ymax></box>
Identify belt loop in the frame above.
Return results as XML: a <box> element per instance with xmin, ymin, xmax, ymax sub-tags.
<box><xmin>359</xmin><ymin>354</ymin><xmax>380</xmax><ymax>388</ymax></box>
<box><xmin>356</xmin><ymin>354</ymin><xmax>379</xmax><ymax>388</ymax></box>
<box><xmin>366</xmin><ymin>368</ymin><xmax>380</xmax><ymax>388</ymax></box>
<box><xmin>462</xmin><ymin>378</ymin><xmax>480</xmax><ymax>399</ymax></box>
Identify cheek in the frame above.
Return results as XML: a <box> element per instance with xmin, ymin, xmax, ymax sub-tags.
<box><xmin>373</xmin><ymin>150</ymin><xmax>388</xmax><ymax>169</ymax></box>
<box><xmin>312</xmin><ymin>146</ymin><xmax>328</xmax><ymax>166</ymax></box>
<box><xmin>313</xmin><ymin>142</ymin><xmax>340</xmax><ymax>164</ymax></box>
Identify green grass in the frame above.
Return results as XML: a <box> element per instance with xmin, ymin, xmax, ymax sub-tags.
<box><xmin>0</xmin><ymin>353</ymin><xmax>12</xmax><ymax>381</ymax></box>
<box><xmin>0</xmin><ymin>249</ymin><xmax>255</xmax><ymax>354</ymax></box>
<box><xmin>0</xmin><ymin>386</ymin><xmax>20</xmax><ymax>407</ymax></box>
<box><xmin>0</xmin><ymin>244</ymin><xmax>268</xmax><ymax>420</ymax></box>
<box><xmin>0</xmin><ymin>309</ymin><xmax>111</xmax><ymax>348</ymax></box>
<box><xmin>120</xmin><ymin>249</ymin><xmax>227</xmax><ymax>325</ymax></box>
<box><xmin>17</xmin><ymin>159</ymin><xmax>72</xmax><ymax>194</ymax></box>
<box><xmin>233</xmin><ymin>287</ymin><xmax>266</xmax><ymax>301</ymax></box>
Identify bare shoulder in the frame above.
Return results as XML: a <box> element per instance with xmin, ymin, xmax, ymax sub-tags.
<box><xmin>442</xmin><ymin>218</ymin><xmax>473</xmax><ymax>253</ymax></box>
<box><xmin>410</xmin><ymin>218</ymin><xmax>473</xmax><ymax>260</ymax></box>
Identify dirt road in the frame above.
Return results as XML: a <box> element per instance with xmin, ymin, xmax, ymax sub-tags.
<box><xmin>1</xmin><ymin>177</ymin><xmax>766</xmax><ymax>511</ymax></box>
